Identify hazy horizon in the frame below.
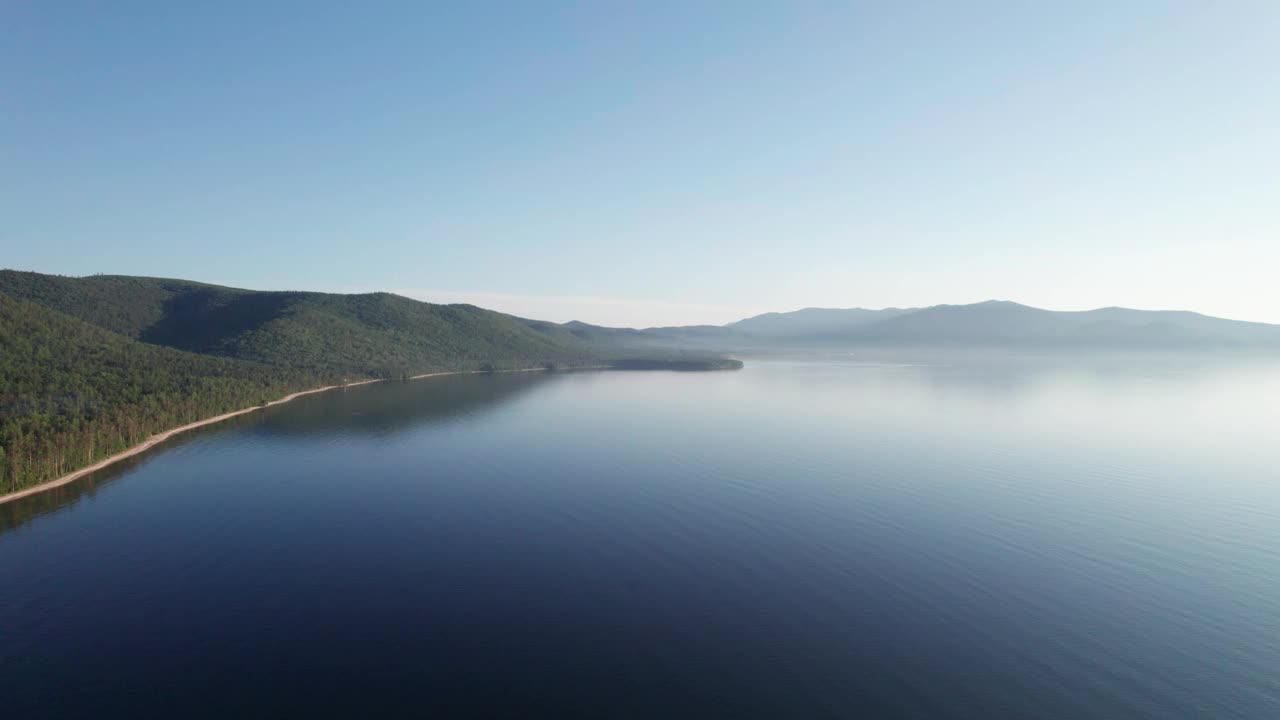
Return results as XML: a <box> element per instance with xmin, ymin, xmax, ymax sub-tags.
<box><xmin>5</xmin><ymin>3</ymin><xmax>1278</xmax><ymax>325</ymax></box>
<box><xmin>7</xmin><ymin>265</ymin><xmax>1280</xmax><ymax>329</ymax></box>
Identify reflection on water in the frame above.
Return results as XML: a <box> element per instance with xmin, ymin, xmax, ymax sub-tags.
<box><xmin>258</xmin><ymin>370</ymin><xmax>551</xmax><ymax>437</ymax></box>
<box><xmin>3</xmin><ymin>356</ymin><xmax>1280</xmax><ymax>718</ymax></box>
<box><xmin>0</xmin><ymin>372</ymin><xmax>552</xmax><ymax>533</ymax></box>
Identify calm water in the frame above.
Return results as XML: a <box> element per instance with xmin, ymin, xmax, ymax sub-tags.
<box><xmin>3</xmin><ymin>357</ymin><xmax>1280</xmax><ymax>718</ymax></box>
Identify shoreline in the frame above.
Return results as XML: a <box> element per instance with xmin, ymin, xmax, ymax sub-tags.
<box><xmin>0</xmin><ymin>366</ymin><xmax>592</xmax><ymax>507</ymax></box>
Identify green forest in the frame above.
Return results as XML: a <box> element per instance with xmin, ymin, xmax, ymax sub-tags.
<box><xmin>0</xmin><ymin>293</ymin><xmax>334</xmax><ymax>491</ymax></box>
<box><xmin>0</xmin><ymin>270</ymin><xmax>738</xmax><ymax>495</ymax></box>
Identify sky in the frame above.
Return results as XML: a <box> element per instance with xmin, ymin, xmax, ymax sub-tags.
<box><xmin>3</xmin><ymin>2</ymin><xmax>1278</xmax><ymax>327</ymax></box>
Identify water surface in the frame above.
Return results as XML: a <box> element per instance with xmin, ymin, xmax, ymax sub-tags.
<box><xmin>3</xmin><ymin>358</ymin><xmax>1279</xmax><ymax>718</ymax></box>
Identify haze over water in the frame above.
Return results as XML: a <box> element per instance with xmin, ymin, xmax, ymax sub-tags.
<box><xmin>3</xmin><ymin>358</ymin><xmax>1279</xmax><ymax>718</ymax></box>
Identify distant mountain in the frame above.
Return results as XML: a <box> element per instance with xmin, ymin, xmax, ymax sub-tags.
<box><xmin>728</xmin><ymin>307</ymin><xmax>915</xmax><ymax>338</ymax></box>
<box><xmin>641</xmin><ymin>300</ymin><xmax>1280</xmax><ymax>350</ymax></box>
<box><xmin>846</xmin><ymin>301</ymin><xmax>1280</xmax><ymax>348</ymax></box>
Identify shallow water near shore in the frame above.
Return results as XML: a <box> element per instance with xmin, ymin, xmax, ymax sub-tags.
<box><xmin>3</xmin><ymin>357</ymin><xmax>1280</xmax><ymax>718</ymax></box>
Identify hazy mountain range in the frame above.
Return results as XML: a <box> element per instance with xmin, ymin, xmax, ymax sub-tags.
<box><xmin>4</xmin><ymin>271</ymin><xmax>1276</xmax><ymax>356</ymax></box>
<box><xmin>576</xmin><ymin>300</ymin><xmax>1280</xmax><ymax>351</ymax></box>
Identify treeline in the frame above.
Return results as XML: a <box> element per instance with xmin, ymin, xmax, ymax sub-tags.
<box><xmin>0</xmin><ymin>295</ymin><xmax>339</xmax><ymax>493</ymax></box>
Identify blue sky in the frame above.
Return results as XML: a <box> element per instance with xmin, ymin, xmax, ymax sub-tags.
<box><xmin>3</xmin><ymin>2</ymin><xmax>1277</xmax><ymax>326</ymax></box>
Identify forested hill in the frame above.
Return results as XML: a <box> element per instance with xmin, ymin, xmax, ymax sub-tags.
<box><xmin>0</xmin><ymin>270</ymin><xmax>739</xmax><ymax>496</ymax></box>
<box><xmin>0</xmin><ymin>270</ymin><xmax>598</xmax><ymax>495</ymax></box>
<box><xmin>0</xmin><ymin>270</ymin><xmax>599</xmax><ymax>377</ymax></box>
<box><xmin>0</xmin><ymin>293</ymin><xmax>338</xmax><ymax>492</ymax></box>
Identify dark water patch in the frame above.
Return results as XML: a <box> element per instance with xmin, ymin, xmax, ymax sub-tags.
<box><xmin>3</xmin><ymin>359</ymin><xmax>1279</xmax><ymax>718</ymax></box>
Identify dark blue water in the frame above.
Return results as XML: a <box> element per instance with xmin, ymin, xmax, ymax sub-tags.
<box><xmin>3</xmin><ymin>358</ymin><xmax>1280</xmax><ymax>718</ymax></box>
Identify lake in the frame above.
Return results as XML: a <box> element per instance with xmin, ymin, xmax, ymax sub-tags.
<box><xmin>3</xmin><ymin>357</ymin><xmax>1280</xmax><ymax>718</ymax></box>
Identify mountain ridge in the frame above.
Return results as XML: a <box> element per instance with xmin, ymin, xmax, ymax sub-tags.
<box><xmin>8</xmin><ymin>270</ymin><xmax>1274</xmax><ymax>350</ymax></box>
<box><xmin>631</xmin><ymin>300</ymin><xmax>1280</xmax><ymax>349</ymax></box>
<box><xmin>0</xmin><ymin>270</ymin><xmax>604</xmax><ymax>376</ymax></box>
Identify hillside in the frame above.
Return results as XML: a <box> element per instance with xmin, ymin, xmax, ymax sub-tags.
<box><xmin>0</xmin><ymin>270</ymin><xmax>743</xmax><ymax>497</ymax></box>
<box><xmin>0</xmin><ymin>271</ymin><xmax>600</xmax><ymax>376</ymax></box>
<box><xmin>0</xmin><ymin>293</ymin><xmax>336</xmax><ymax>493</ymax></box>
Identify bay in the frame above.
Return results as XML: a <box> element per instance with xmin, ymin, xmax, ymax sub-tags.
<box><xmin>3</xmin><ymin>357</ymin><xmax>1279</xmax><ymax>718</ymax></box>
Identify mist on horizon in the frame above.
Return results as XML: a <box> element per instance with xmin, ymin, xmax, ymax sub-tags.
<box><xmin>3</xmin><ymin>3</ymin><xmax>1277</xmax><ymax>325</ymax></box>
